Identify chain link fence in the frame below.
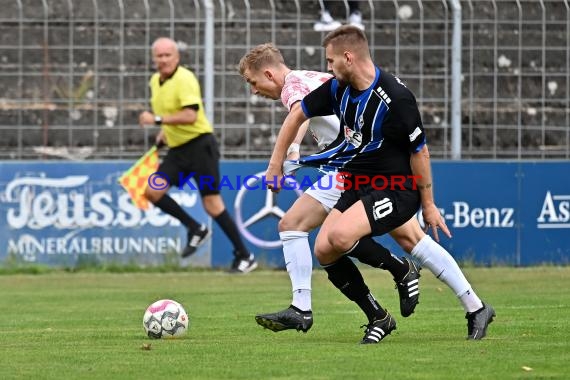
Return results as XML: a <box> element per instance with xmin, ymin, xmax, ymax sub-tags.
<box><xmin>0</xmin><ymin>0</ymin><xmax>568</xmax><ymax>160</ymax></box>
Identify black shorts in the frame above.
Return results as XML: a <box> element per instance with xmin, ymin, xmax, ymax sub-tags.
<box><xmin>334</xmin><ymin>184</ymin><xmax>421</xmax><ymax>236</ymax></box>
<box><xmin>158</xmin><ymin>133</ymin><xmax>221</xmax><ymax>196</ymax></box>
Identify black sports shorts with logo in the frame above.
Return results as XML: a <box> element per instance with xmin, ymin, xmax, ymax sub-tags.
<box><xmin>334</xmin><ymin>182</ymin><xmax>421</xmax><ymax>236</ymax></box>
<box><xmin>158</xmin><ymin>133</ymin><xmax>221</xmax><ymax>196</ymax></box>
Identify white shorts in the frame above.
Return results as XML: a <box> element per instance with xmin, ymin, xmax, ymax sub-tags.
<box><xmin>304</xmin><ymin>172</ymin><xmax>343</xmax><ymax>213</ymax></box>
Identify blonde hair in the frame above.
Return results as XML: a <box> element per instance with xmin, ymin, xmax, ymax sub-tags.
<box><xmin>238</xmin><ymin>43</ymin><xmax>286</xmax><ymax>76</ymax></box>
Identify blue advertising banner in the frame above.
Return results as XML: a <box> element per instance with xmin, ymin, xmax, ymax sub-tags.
<box><xmin>0</xmin><ymin>162</ymin><xmax>210</xmax><ymax>267</ymax></box>
<box><xmin>428</xmin><ymin>162</ymin><xmax>569</xmax><ymax>265</ymax></box>
<box><xmin>218</xmin><ymin>161</ymin><xmax>570</xmax><ymax>267</ymax></box>
<box><xmin>519</xmin><ymin>162</ymin><xmax>570</xmax><ymax>265</ymax></box>
<box><xmin>419</xmin><ymin>162</ymin><xmax>520</xmax><ymax>265</ymax></box>
<box><xmin>0</xmin><ymin>160</ymin><xmax>568</xmax><ymax>267</ymax></box>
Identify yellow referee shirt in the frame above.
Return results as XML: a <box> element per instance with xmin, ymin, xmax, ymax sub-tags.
<box><xmin>149</xmin><ymin>66</ymin><xmax>213</xmax><ymax>147</ymax></box>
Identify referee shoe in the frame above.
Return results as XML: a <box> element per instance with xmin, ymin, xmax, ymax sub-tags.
<box><xmin>182</xmin><ymin>224</ymin><xmax>210</xmax><ymax>258</ymax></box>
<box><xmin>229</xmin><ymin>253</ymin><xmax>258</xmax><ymax>274</ymax></box>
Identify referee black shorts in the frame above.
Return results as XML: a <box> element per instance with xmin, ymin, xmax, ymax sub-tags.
<box><xmin>158</xmin><ymin>133</ymin><xmax>221</xmax><ymax>196</ymax></box>
<box><xmin>334</xmin><ymin>184</ymin><xmax>421</xmax><ymax>236</ymax></box>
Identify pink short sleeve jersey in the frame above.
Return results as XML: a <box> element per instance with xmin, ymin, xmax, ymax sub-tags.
<box><xmin>281</xmin><ymin>70</ymin><xmax>340</xmax><ymax>150</ymax></box>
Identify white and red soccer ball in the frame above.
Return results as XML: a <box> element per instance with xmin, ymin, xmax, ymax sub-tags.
<box><xmin>143</xmin><ymin>299</ymin><xmax>189</xmax><ymax>339</ymax></box>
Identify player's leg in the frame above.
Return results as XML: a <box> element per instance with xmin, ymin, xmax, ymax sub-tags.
<box><xmin>255</xmin><ymin>176</ymin><xmax>335</xmax><ymax>332</ymax></box>
<box><xmin>279</xmin><ymin>193</ymin><xmax>328</xmax><ymax>310</ymax></box>
<box><xmin>316</xmin><ymin>200</ymin><xmax>396</xmax><ymax>344</ymax></box>
<box><xmin>312</xmin><ymin>175</ymin><xmax>421</xmax><ymax>316</ymax></box>
<box><xmin>345</xmin><ymin>235</ymin><xmax>421</xmax><ymax>317</ymax></box>
<box><xmin>255</xmin><ymin>193</ymin><xmax>326</xmax><ymax>333</ymax></box>
<box><xmin>281</xmin><ymin>175</ymin><xmax>341</xmax><ymax>310</ymax></box>
<box><xmin>390</xmin><ymin>217</ymin><xmax>481</xmax><ymax>308</ymax></box>
<box><xmin>320</xmin><ymin>173</ymin><xmax>413</xmax><ymax>279</ymax></box>
<box><xmin>390</xmin><ymin>216</ymin><xmax>495</xmax><ymax>339</ymax></box>
<box><xmin>347</xmin><ymin>237</ymin><xmax>405</xmax><ymax>276</ymax></box>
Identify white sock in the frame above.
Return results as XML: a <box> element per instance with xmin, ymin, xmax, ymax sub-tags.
<box><xmin>459</xmin><ymin>289</ymin><xmax>484</xmax><ymax>313</ymax></box>
<box><xmin>280</xmin><ymin>231</ymin><xmax>312</xmax><ymax>311</ymax></box>
<box><xmin>411</xmin><ymin>235</ymin><xmax>483</xmax><ymax>312</ymax></box>
<box><xmin>292</xmin><ymin>289</ymin><xmax>312</xmax><ymax>312</ymax></box>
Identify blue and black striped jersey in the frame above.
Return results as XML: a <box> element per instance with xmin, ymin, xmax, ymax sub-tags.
<box><xmin>299</xmin><ymin>66</ymin><xmax>426</xmax><ymax>180</ymax></box>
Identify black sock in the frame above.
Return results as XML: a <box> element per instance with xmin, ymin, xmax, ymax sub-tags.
<box><xmin>214</xmin><ymin>209</ymin><xmax>249</xmax><ymax>258</ymax></box>
<box><xmin>323</xmin><ymin>255</ymin><xmax>387</xmax><ymax>323</ymax></box>
<box><xmin>153</xmin><ymin>194</ymin><xmax>200</xmax><ymax>231</ymax></box>
<box><xmin>347</xmin><ymin>237</ymin><xmax>409</xmax><ymax>280</ymax></box>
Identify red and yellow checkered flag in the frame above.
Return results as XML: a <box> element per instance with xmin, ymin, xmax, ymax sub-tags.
<box><xmin>118</xmin><ymin>146</ymin><xmax>160</xmax><ymax>210</ymax></box>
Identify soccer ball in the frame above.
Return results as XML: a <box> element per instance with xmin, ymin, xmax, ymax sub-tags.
<box><xmin>143</xmin><ymin>299</ymin><xmax>189</xmax><ymax>339</ymax></box>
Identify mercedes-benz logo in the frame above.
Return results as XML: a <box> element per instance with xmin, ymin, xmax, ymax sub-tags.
<box><xmin>234</xmin><ymin>171</ymin><xmax>303</xmax><ymax>248</ymax></box>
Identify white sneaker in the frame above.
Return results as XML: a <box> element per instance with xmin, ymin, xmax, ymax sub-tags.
<box><xmin>314</xmin><ymin>10</ymin><xmax>342</xmax><ymax>32</ymax></box>
<box><xmin>349</xmin><ymin>11</ymin><xmax>365</xmax><ymax>30</ymax></box>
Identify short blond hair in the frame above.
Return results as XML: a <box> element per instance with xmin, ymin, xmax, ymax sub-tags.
<box><xmin>238</xmin><ymin>43</ymin><xmax>286</xmax><ymax>76</ymax></box>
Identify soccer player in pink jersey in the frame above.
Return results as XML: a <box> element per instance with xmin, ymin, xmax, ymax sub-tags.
<box><xmin>238</xmin><ymin>43</ymin><xmax>420</xmax><ymax>333</ymax></box>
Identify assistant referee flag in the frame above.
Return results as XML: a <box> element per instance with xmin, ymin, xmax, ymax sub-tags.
<box><xmin>118</xmin><ymin>145</ymin><xmax>159</xmax><ymax>210</ymax></box>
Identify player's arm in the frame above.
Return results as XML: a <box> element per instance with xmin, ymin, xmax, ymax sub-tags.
<box><xmin>409</xmin><ymin>132</ymin><xmax>451</xmax><ymax>241</ymax></box>
<box><xmin>392</xmin><ymin>92</ymin><xmax>451</xmax><ymax>241</ymax></box>
<box><xmin>286</xmin><ymin>118</ymin><xmax>310</xmax><ymax>161</ymax></box>
<box><xmin>410</xmin><ymin>145</ymin><xmax>433</xmax><ymax>206</ymax></box>
<box><xmin>266</xmin><ymin>78</ymin><xmax>336</xmax><ymax>191</ymax></box>
<box><xmin>265</xmin><ymin>102</ymin><xmax>308</xmax><ymax>191</ymax></box>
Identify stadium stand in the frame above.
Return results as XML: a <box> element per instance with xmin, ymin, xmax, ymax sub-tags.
<box><xmin>0</xmin><ymin>0</ymin><xmax>568</xmax><ymax>160</ymax></box>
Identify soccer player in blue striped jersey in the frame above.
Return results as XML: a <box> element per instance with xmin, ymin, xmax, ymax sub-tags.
<box><xmin>265</xmin><ymin>26</ymin><xmax>495</xmax><ymax>343</ymax></box>
<box><xmin>239</xmin><ymin>43</ymin><xmax>420</xmax><ymax>334</ymax></box>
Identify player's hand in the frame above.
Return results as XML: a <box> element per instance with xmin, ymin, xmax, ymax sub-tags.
<box><xmin>139</xmin><ymin>111</ymin><xmax>155</xmax><ymax>127</ymax></box>
<box><xmin>422</xmin><ymin>203</ymin><xmax>451</xmax><ymax>242</ymax></box>
<box><xmin>264</xmin><ymin>165</ymin><xmax>283</xmax><ymax>193</ymax></box>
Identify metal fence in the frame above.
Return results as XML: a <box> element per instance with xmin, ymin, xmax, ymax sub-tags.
<box><xmin>0</xmin><ymin>0</ymin><xmax>568</xmax><ymax>160</ymax></box>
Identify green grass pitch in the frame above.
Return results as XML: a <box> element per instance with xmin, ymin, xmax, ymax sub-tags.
<box><xmin>0</xmin><ymin>266</ymin><xmax>567</xmax><ymax>379</ymax></box>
